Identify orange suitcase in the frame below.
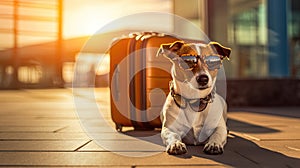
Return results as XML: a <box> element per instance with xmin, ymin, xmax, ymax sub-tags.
<box><xmin>109</xmin><ymin>32</ymin><xmax>180</xmax><ymax>131</ymax></box>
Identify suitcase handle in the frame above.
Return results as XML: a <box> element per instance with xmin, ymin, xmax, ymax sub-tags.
<box><xmin>113</xmin><ymin>64</ymin><xmax>120</xmax><ymax>101</ymax></box>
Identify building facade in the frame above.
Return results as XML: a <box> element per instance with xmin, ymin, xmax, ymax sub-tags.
<box><xmin>1</xmin><ymin>0</ymin><xmax>299</xmax><ymax>106</ymax></box>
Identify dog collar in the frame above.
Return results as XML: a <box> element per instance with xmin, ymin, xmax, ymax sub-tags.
<box><xmin>169</xmin><ymin>81</ymin><xmax>213</xmax><ymax>112</ymax></box>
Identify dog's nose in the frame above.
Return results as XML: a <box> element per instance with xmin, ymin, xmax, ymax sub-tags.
<box><xmin>196</xmin><ymin>75</ymin><xmax>209</xmax><ymax>86</ymax></box>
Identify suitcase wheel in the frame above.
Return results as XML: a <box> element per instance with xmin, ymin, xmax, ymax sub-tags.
<box><xmin>115</xmin><ymin>123</ymin><xmax>123</xmax><ymax>132</ymax></box>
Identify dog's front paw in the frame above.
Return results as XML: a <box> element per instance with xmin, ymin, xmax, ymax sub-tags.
<box><xmin>203</xmin><ymin>142</ymin><xmax>224</xmax><ymax>155</ymax></box>
<box><xmin>166</xmin><ymin>141</ymin><xmax>187</xmax><ymax>155</ymax></box>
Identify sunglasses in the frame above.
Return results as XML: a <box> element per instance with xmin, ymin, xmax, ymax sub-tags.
<box><xmin>175</xmin><ymin>55</ymin><xmax>223</xmax><ymax>71</ymax></box>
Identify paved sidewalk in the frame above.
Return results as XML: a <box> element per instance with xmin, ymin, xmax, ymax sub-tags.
<box><xmin>0</xmin><ymin>88</ymin><xmax>299</xmax><ymax>167</ymax></box>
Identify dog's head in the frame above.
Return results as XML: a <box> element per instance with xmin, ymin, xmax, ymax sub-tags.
<box><xmin>157</xmin><ymin>41</ymin><xmax>231</xmax><ymax>96</ymax></box>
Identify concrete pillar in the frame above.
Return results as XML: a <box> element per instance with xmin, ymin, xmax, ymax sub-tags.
<box><xmin>267</xmin><ymin>0</ymin><xmax>290</xmax><ymax>77</ymax></box>
<box><xmin>206</xmin><ymin>0</ymin><xmax>229</xmax><ymax>45</ymax></box>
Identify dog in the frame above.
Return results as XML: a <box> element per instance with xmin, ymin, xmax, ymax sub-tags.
<box><xmin>157</xmin><ymin>41</ymin><xmax>231</xmax><ymax>155</ymax></box>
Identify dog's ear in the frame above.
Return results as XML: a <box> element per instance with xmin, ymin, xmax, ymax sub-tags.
<box><xmin>209</xmin><ymin>42</ymin><xmax>231</xmax><ymax>60</ymax></box>
<box><xmin>156</xmin><ymin>41</ymin><xmax>184</xmax><ymax>60</ymax></box>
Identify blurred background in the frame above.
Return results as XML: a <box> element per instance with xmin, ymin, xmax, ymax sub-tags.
<box><xmin>0</xmin><ymin>0</ymin><xmax>299</xmax><ymax>106</ymax></box>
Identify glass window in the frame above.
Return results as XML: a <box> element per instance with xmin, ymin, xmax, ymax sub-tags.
<box><xmin>289</xmin><ymin>0</ymin><xmax>300</xmax><ymax>77</ymax></box>
<box><xmin>228</xmin><ymin>1</ymin><xmax>268</xmax><ymax>78</ymax></box>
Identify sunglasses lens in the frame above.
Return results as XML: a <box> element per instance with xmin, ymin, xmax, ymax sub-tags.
<box><xmin>179</xmin><ymin>56</ymin><xmax>197</xmax><ymax>70</ymax></box>
<box><xmin>205</xmin><ymin>55</ymin><xmax>222</xmax><ymax>70</ymax></box>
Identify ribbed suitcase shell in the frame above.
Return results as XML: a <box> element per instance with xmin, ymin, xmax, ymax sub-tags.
<box><xmin>109</xmin><ymin>32</ymin><xmax>179</xmax><ymax>131</ymax></box>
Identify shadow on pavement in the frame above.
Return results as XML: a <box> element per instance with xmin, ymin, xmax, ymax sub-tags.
<box><xmin>177</xmin><ymin>134</ymin><xmax>300</xmax><ymax>167</ymax></box>
<box><xmin>229</xmin><ymin>107</ymin><xmax>300</xmax><ymax>119</ymax></box>
<box><xmin>227</xmin><ymin>118</ymin><xmax>280</xmax><ymax>133</ymax></box>
<box><xmin>122</xmin><ymin>118</ymin><xmax>300</xmax><ymax>167</ymax></box>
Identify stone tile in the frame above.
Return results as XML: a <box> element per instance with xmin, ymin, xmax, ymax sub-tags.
<box><xmin>0</xmin><ymin>126</ymin><xmax>61</xmax><ymax>133</ymax></box>
<box><xmin>4</xmin><ymin>166</ymin><xmax>130</xmax><ymax>168</ymax></box>
<box><xmin>58</xmin><ymin>124</ymin><xmax>116</xmax><ymax>133</ymax></box>
<box><xmin>256</xmin><ymin>140</ymin><xmax>300</xmax><ymax>158</ymax></box>
<box><xmin>77</xmin><ymin>120</ymin><xmax>116</xmax><ymax>128</ymax></box>
<box><xmin>135</xmin><ymin>166</ymin><xmax>226</xmax><ymax>168</ymax></box>
<box><xmin>0</xmin><ymin>131</ymin><xmax>163</xmax><ymax>141</ymax></box>
<box><xmin>77</xmin><ymin>141</ymin><xmax>105</xmax><ymax>151</ymax></box>
<box><xmin>224</xmin><ymin>134</ymin><xmax>300</xmax><ymax>167</ymax></box>
<box><xmin>227</xmin><ymin>118</ymin><xmax>280</xmax><ymax>134</ymax></box>
<box><xmin>0</xmin><ymin>112</ymin><xmax>77</xmax><ymax>120</ymax></box>
<box><xmin>228</xmin><ymin>112</ymin><xmax>300</xmax><ymax>127</ymax></box>
<box><xmin>0</xmin><ymin>151</ymin><xmax>224</xmax><ymax>167</ymax></box>
<box><xmin>1</xmin><ymin>89</ymin><xmax>300</xmax><ymax>167</ymax></box>
<box><xmin>0</xmin><ymin>102</ymin><xmax>75</xmax><ymax>110</ymax></box>
<box><xmin>0</xmin><ymin>132</ymin><xmax>90</xmax><ymax>140</ymax></box>
<box><xmin>85</xmin><ymin>132</ymin><xmax>160</xmax><ymax>141</ymax></box>
<box><xmin>230</xmin><ymin>107</ymin><xmax>300</xmax><ymax>118</ymax></box>
<box><xmin>241</xmin><ymin>128</ymin><xmax>300</xmax><ymax>141</ymax></box>
<box><xmin>0</xmin><ymin>117</ymin><xmax>79</xmax><ymax>127</ymax></box>
<box><xmin>227</xmin><ymin>144</ymin><xmax>300</xmax><ymax>167</ymax></box>
<box><xmin>79</xmin><ymin>139</ymin><xmax>164</xmax><ymax>152</ymax></box>
<box><xmin>0</xmin><ymin>140</ymin><xmax>89</xmax><ymax>151</ymax></box>
<box><xmin>0</xmin><ymin>120</ymin><xmax>77</xmax><ymax>127</ymax></box>
<box><xmin>228</xmin><ymin>112</ymin><xmax>300</xmax><ymax>140</ymax></box>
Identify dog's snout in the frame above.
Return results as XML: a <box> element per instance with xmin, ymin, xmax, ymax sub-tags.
<box><xmin>196</xmin><ymin>75</ymin><xmax>209</xmax><ymax>86</ymax></box>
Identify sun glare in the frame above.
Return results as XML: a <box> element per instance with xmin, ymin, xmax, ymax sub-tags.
<box><xmin>63</xmin><ymin>0</ymin><xmax>172</xmax><ymax>38</ymax></box>
<box><xmin>77</xmin><ymin>7</ymin><xmax>107</xmax><ymax>35</ymax></box>
<box><xmin>64</xmin><ymin>4</ymin><xmax>119</xmax><ymax>38</ymax></box>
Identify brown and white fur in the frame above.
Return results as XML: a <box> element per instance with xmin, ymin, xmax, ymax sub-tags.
<box><xmin>157</xmin><ymin>41</ymin><xmax>231</xmax><ymax>155</ymax></box>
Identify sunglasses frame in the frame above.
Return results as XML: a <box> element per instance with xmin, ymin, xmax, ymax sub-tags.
<box><xmin>173</xmin><ymin>55</ymin><xmax>224</xmax><ymax>71</ymax></box>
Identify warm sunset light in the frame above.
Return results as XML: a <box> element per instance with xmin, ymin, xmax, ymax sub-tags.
<box><xmin>74</xmin><ymin>6</ymin><xmax>106</xmax><ymax>36</ymax></box>
<box><xmin>63</xmin><ymin>4</ymin><xmax>113</xmax><ymax>38</ymax></box>
<box><xmin>1</xmin><ymin>1</ymin><xmax>300</xmax><ymax>167</ymax></box>
<box><xmin>63</xmin><ymin>0</ymin><xmax>172</xmax><ymax>38</ymax></box>
<box><xmin>0</xmin><ymin>0</ymin><xmax>172</xmax><ymax>47</ymax></box>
